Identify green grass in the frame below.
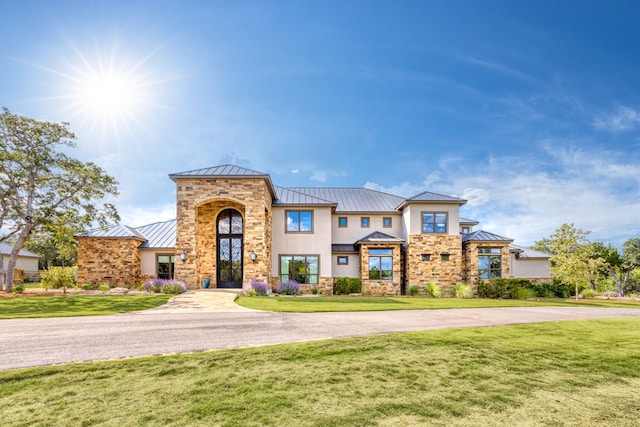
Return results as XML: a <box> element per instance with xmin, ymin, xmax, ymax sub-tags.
<box><xmin>236</xmin><ymin>295</ymin><xmax>640</xmax><ymax>312</ymax></box>
<box><xmin>1</xmin><ymin>318</ymin><xmax>639</xmax><ymax>426</ymax></box>
<box><xmin>0</xmin><ymin>294</ymin><xmax>173</xmax><ymax>318</ymax></box>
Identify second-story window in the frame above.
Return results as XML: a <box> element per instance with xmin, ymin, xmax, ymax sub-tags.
<box><xmin>422</xmin><ymin>212</ymin><xmax>447</xmax><ymax>233</ymax></box>
<box><xmin>338</xmin><ymin>217</ymin><xmax>348</xmax><ymax>228</ymax></box>
<box><xmin>286</xmin><ymin>210</ymin><xmax>313</xmax><ymax>233</ymax></box>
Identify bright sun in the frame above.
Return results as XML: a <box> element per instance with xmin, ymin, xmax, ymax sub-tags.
<box><xmin>44</xmin><ymin>38</ymin><xmax>168</xmax><ymax>139</ymax></box>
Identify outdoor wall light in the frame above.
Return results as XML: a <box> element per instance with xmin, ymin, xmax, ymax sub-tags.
<box><xmin>180</xmin><ymin>250</ymin><xmax>187</xmax><ymax>262</ymax></box>
<box><xmin>250</xmin><ymin>251</ymin><xmax>257</xmax><ymax>262</ymax></box>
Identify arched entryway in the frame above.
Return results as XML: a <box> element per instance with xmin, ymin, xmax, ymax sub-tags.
<box><xmin>216</xmin><ymin>208</ymin><xmax>243</xmax><ymax>288</ymax></box>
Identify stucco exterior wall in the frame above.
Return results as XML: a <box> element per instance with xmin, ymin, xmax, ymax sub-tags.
<box><xmin>1</xmin><ymin>255</ymin><xmax>38</xmax><ymax>273</ymax></box>
<box><xmin>271</xmin><ymin>205</ymin><xmax>333</xmax><ymax>278</ymax></box>
<box><xmin>76</xmin><ymin>237</ymin><xmax>143</xmax><ymax>286</ymax></box>
<box><xmin>510</xmin><ymin>255</ymin><xmax>552</xmax><ymax>279</ymax></box>
<box><xmin>403</xmin><ymin>204</ymin><xmax>461</xmax><ymax>236</ymax></box>
<box><xmin>332</xmin><ymin>253</ymin><xmax>360</xmax><ymax>277</ymax></box>
<box><xmin>331</xmin><ymin>213</ymin><xmax>403</xmax><ymax>242</ymax></box>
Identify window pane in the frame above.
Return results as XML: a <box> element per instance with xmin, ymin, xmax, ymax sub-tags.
<box><xmin>381</xmin><ymin>269</ymin><xmax>392</xmax><ymax>280</ymax></box>
<box><xmin>218</xmin><ymin>216</ymin><xmax>230</xmax><ymax>234</ymax></box>
<box><xmin>308</xmin><ymin>256</ymin><xmax>318</xmax><ymax>274</ymax></box>
<box><xmin>231</xmin><ymin>214</ymin><xmax>243</xmax><ymax>233</ymax></box>
<box><xmin>300</xmin><ymin>211</ymin><xmax>312</xmax><ymax>231</ymax></box>
<box><xmin>479</xmin><ymin>269</ymin><xmax>489</xmax><ymax>279</ymax></box>
<box><xmin>383</xmin><ymin>217</ymin><xmax>392</xmax><ymax>227</ymax></box>
<box><xmin>489</xmin><ymin>270</ymin><xmax>502</xmax><ymax>279</ymax></box>
<box><xmin>281</xmin><ymin>256</ymin><xmax>291</xmax><ymax>276</ymax></box>
<box><xmin>435</xmin><ymin>222</ymin><xmax>447</xmax><ymax>233</ymax></box>
<box><xmin>381</xmin><ymin>257</ymin><xmax>392</xmax><ymax>271</ymax></box>
<box><xmin>435</xmin><ymin>213</ymin><xmax>447</xmax><ymax>223</ymax></box>
<box><xmin>478</xmin><ymin>256</ymin><xmax>489</xmax><ymax>269</ymax></box>
<box><xmin>490</xmin><ymin>256</ymin><xmax>501</xmax><ymax>270</ymax></box>
<box><xmin>308</xmin><ymin>274</ymin><xmax>318</xmax><ymax>284</ymax></box>
<box><xmin>369</xmin><ymin>249</ymin><xmax>392</xmax><ymax>255</ymax></box>
<box><xmin>423</xmin><ymin>213</ymin><xmax>434</xmax><ymax>223</ymax></box>
<box><xmin>490</xmin><ymin>248</ymin><xmax>501</xmax><ymax>254</ymax></box>
<box><xmin>158</xmin><ymin>255</ymin><xmax>170</xmax><ymax>263</ymax></box>
<box><xmin>423</xmin><ymin>223</ymin><xmax>434</xmax><ymax>233</ymax></box>
<box><xmin>286</xmin><ymin>212</ymin><xmax>299</xmax><ymax>231</ymax></box>
<box><xmin>339</xmin><ymin>217</ymin><xmax>347</xmax><ymax>227</ymax></box>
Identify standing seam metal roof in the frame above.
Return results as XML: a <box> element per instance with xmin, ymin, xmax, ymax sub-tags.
<box><xmin>137</xmin><ymin>220</ymin><xmax>177</xmax><ymax>248</ymax></box>
<box><xmin>285</xmin><ymin>187</ymin><xmax>405</xmax><ymax>212</ymax></box>
<box><xmin>462</xmin><ymin>230</ymin><xmax>513</xmax><ymax>243</ymax></box>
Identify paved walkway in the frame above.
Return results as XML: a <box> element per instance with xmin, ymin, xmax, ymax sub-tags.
<box><xmin>140</xmin><ymin>289</ymin><xmax>255</xmax><ymax>313</ymax></box>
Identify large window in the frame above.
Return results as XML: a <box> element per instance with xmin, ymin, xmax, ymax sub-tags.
<box><xmin>368</xmin><ymin>248</ymin><xmax>393</xmax><ymax>280</ymax></box>
<box><xmin>157</xmin><ymin>254</ymin><xmax>175</xmax><ymax>280</ymax></box>
<box><xmin>286</xmin><ymin>210</ymin><xmax>313</xmax><ymax>233</ymax></box>
<box><xmin>422</xmin><ymin>212</ymin><xmax>447</xmax><ymax>233</ymax></box>
<box><xmin>280</xmin><ymin>255</ymin><xmax>319</xmax><ymax>284</ymax></box>
<box><xmin>478</xmin><ymin>248</ymin><xmax>502</xmax><ymax>279</ymax></box>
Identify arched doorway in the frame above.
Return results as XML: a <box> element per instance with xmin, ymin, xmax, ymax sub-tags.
<box><xmin>216</xmin><ymin>209</ymin><xmax>244</xmax><ymax>288</ymax></box>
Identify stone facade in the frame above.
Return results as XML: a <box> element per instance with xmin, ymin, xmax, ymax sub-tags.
<box><xmin>359</xmin><ymin>243</ymin><xmax>403</xmax><ymax>296</ymax></box>
<box><xmin>462</xmin><ymin>241</ymin><xmax>512</xmax><ymax>287</ymax></box>
<box><xmin>76</xmin><ymin>237</ymin><xmax>143</xmax><ymax>287</ymax></box>
<box><xmin>404</xmin><ymin>234</ymin><xmax>463</xmax><ymax>295</ymax></box>
<box><xmin>173</xmin><ymin>177</ymin><xmax>273</xmax><ymax>289</ymax></box>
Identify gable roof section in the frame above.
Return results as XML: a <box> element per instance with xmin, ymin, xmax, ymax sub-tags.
<box><xmin>397</xmin><ymin>190</ymin><xmax>466</xmax><ymax>209</ymax></box>
<box><xmin>78</xmin><ymin>224</ymin><xmax>147</xmax><ymax>241</ymax></box>
<box><xmin>460</xmin><ymin>217</ymin><xmax>479</xmax><ymax>225</ymax></box>
<box><xmin>462</xmin><ymin>230</ymin><xmax>513</xmax><ymax>243</ymax></box>
<box><xmin>0</xmin><ymin>242</ymin><xmax>42</xmax><ymax>258</ymax></box>
<box><xmin>137</xmin><ymin>220</ymin><xmax>177</xmax><ymax>248</ymax></box>
<box><xmin>286</xmin><ymin>187</ymin><xmax>405</xmax><ymax>213</ymax></box>
<box><xmin>169</xmin><ymin>164</ymin><xmax>277</xmax><ymax>200</ymax></box>
<box><xmin>356</xmin><ymin>231</ymin><xmax>405</xmax><ymax>245</ymax></box>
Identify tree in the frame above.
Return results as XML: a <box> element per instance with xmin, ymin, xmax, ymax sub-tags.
<box><xmin>534</xmin><ymin>224</ymin><xmax>603</xmax><ymax>300</ymax></box>
<box><xmin>0</xmin><ymin>108</ymin><xmax>119</xmax><ymax>291</ymax></box>
<box><xmin>602</xmin><ymin>238</ymin><xmax>640</xmax><ymax>296</ymax></box>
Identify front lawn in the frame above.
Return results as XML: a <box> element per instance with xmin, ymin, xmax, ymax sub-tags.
<box><xmin>0</xmin><ymin>294</ymin><xmax>173</xmax><ymax>318</ymax></box>
<box><xmin>236</xmin><ymin>295</ymin><xmax>640</xmax><ymax>312</ymax></box>
<box><xmin>1</xmin><ymin>318</ymin><xmax>639</xmax><ymax>426</ymax></box>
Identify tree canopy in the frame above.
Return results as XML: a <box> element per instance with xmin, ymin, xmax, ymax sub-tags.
<box><xmin>0</xmin><ymin>108</ymin><xmax>119</xmax><ymax>291</ymax></box>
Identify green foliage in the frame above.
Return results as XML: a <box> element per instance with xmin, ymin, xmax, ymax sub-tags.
<box><xmin>80</xmin><ymin>283</ymin><xmax>93</xmax><ymax>290</ymax></box>
<box><xmin>12</xmin><ymin>285</ymin><xmax>24</xmax><ymax>294</ymax></box>
<box><xmin>580</xmin><ymin>288</ymin><xmax>600</xmax><ymax>298</ymax></box>
<box><xmin>425</xmin><ymin>282</ymin><xmax>442</xmax><ymax>298</ymax></box>
<box><xmin>311</xmin><ymin>287</ymin><xmax>320</xmax><ymax>295</ymax></box>
<box><xmin>98</xmin><ymin>284</ymin><xmax>110</xmax><ymax>292</ymax></box>
<box><xmin>453</xmin><ymin>282</ymin><xmax>473</xmax><ymax>299</ymax></box>
<box><xmin>479</xmin><ymin>279</ymin><xmax>573</xmax><ymax>299</ymax></box>
<box><xmin>334</xmin><ymin>277</ymin><xmax>362</xmax><ymax>295</ymax></box>
<box><xmin>40</xmin><ymin>267</ymin><xmax>76</xmax><ymax>292</ymax></box>
<box><xmin>407</xmin><ymin>285</ymin><xmax>420</xmax><ymax>296</ymax></box>
<box><xmin>0</xmin><ymin>108</ymin><xmax>119</xmax><ymax>291</ymax></box>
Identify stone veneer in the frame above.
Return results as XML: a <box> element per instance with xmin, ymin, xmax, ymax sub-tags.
<box><xmin>76</xmin><ymin>237</ymin><xmax>143</xmax><ymax>286</ymax></box>
<box><xmin>270</xmin><ymin>275</ymin><xmax>334</xmax><ymax>295</ymax></box>
<box><xmin>360</xmin><ymin>243</ymin><xmax>403</xmax><ymax>296</ymax></box>
<box><xmin>462</xmin><ymin>241</ymin><xmax>512</xmax><ymax>287</ymax></box>
<box><xmin>173</xmin><ymin>177</ymin><xmax>272</xmax><ymax>289</ymax></box>
<box><xmin>405</xmin><ymin>234</ymin><xmax>463</xmax><ymax>295</ymax></box>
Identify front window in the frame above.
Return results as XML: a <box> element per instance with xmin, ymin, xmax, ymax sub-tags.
<box><xmin>422</xmin><ymin>212</ymin><xmax>447</xmax><ymax>233</ymax></box>
<box><xmin>368</xmin><ymin>248</ymin><xmax>393</xmax><ymax>280</ymax></box>
<box><xmin>286</xmin><ymin>210</ymin><xmax>313</xmax><ymax>233</ymax></box>
<box><xmin>361</xmin><ymin>217</ymin><xmax>370</xmax><ymax>228</ymax></box>
<box><xmin>280</xmin><ymin>255</ymin><xmax>319</xmax><ymax>284</ymax></box>
<box><xmin>478</xmin><ymin>248</ymin><xmax>502</xmax><ymax>279</ymax></box>
<box><xmin>338</xmin><ymin>217</ymin><xmax>348</xmax><ymax>228</ymax></box>
<box><xmin>383</xmin><ymin>217</ymin><xmax>392</xmax><ymax>228</ymax></box>
<box><xmin>157</xmin><ymin>254</ymin><xmax>175</xmax><ymax>279</ymax></box>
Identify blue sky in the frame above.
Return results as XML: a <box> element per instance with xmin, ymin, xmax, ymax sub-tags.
<box><xmin>2</xmin><ymin>1</ymin><xmax>639</xmax><ymax>247</ymax></box>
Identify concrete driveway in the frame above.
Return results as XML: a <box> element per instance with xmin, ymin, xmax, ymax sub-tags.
<box><xmin>1</xmin><ymin>291</ymin><xmax>640</xmax><ymax>370</ymax></box>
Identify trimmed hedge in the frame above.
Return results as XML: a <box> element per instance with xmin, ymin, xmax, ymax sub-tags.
<box><xmin>477</xmin><ymin>278</ymin><xmax>573</xmax><ymax>299</ymax></box>
<box><xmin>334</xmin><ymin>277</ymin><xmax>362</xmax><ymax>295</ymax></box>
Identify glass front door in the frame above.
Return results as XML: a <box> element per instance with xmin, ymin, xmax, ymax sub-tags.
<box><xmin>216</xmin><ymin>209</ymin><xmax>243</xmax><ymax>288</ymax></box>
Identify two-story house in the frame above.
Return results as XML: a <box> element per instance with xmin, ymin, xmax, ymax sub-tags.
<box><xmin>76</xmin><ymin>164</ymin><xmax>551</xmax><ymax>295</ymax></box>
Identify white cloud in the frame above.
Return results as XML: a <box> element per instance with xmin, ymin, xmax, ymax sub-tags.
<box><xmin>461</xmin><ymin>188</ymin><xmax>490</xmax><ymax>206</ymax></box>
<box><xmin>593</xmin><ymin>106</ymin><xmax>640</xmax><ymax>132</ymax></box>
<box><xmin>120</xmin><ymin>203</ymin><xmax>176</xmax><ymax>227</ymax></box>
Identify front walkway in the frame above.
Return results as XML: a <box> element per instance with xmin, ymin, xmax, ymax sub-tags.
<box><xmin>140</xmin><ymin>289</ymin><xmax>256</xmax><ymax>314</ymax></box>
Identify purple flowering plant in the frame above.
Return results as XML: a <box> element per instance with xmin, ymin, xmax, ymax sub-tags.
<box><xmin>276</xmin><ymin>279</ymin><xmax>301</xmax><ymax>295</ymax></box>
<box><xmin>248</xmin><ymin>280</ymin><xmax>270</xmax><ymax>296</ymax></box>
<box><xmin>143</xmin><ymin>278</ymin><xmax>188</xmax><ymax>295</ymax></box>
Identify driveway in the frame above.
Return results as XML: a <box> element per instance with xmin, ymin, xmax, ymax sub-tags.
<box><xmin>1</xmin><ymin>292</ymin><xmax>640</xmax><ymax>370</ymax></box>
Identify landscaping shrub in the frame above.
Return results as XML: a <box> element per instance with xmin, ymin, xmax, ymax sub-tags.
<box><xmin>143</xmin><ymin>279</ymin><xmax>187</xmax><ymax>294</ymax></box>
<box><xmin>40</xmin><ymin>267</ymin><xmax>76</xmax><ymax>293</ymax></box>
<box><xmin>98</xmin><ymin>285</ymin><xmax>110</xmax><ymax>293</ymax></box>
<box><xmin>603</xmin><ymin>290</ymin><xmax>620</xmax><ymax>298</ymax></box>
<box><xmin>276</xmin><ymin>280</ymin><xmax>301</xmax><ymax>295</ymax></box>
<box><xmin>334</xmin><ymin>277</ymin><xmax>362</xmax><ymax>295</ymax></box>
<box><xmin>580</xmin><ymin>288</ymin><xmax>600</xmax><ymax>298</ymax></box>
<box><xmin>248</xmin><ymin>281</ymin><xmax>269</xmax><ymax>296</ymax></box>
<box><xmin>407</xmin><ymin>285</ymin><xmax>420</xmax><ymax>296</ymax></box>
<box><xmin>513</xmin><ymin>287</ymin><xmax>530</xmax><ymax>300</ymax></box>
<box><xmin>12</xmin><ymin>285</ymin><xmax>24</xmax><ymax>294</ymax></box>
<box><xmin>425</xmin><ymin>282</ymin><xmax>442</xmax><ymax>298</ymax></box>
<box><xmin>453</xmin><ymin>282</ymin><xmax>473</xmax><ymax>299</ymax></box>
<box><xmin>80</xmin><ymin>284</ymin><xmax>93</xmax><ymax>291</ymax></box>
<box><xmin>478</xmin><ymin>279</ymin><xmax>574</xmax><ymax>299</ymax></box>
